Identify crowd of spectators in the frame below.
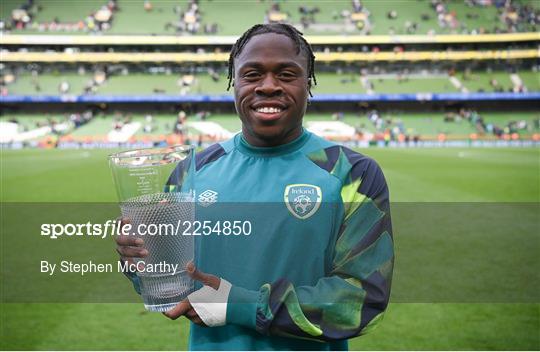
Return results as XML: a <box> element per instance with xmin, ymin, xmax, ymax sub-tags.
<box><xmin>2</xmin><ymin>60</ymin><xmax>537</xmax><ymax>98</ymax></box>
<box><xmin>386</xmin><ymin>9</ymin><xmax>422</xmax><ymax>35</ymax></box>
<box><xmin>363</xmin><ymin>109</ymin><xmax>423</xmax><ymax>144</ymax></box>
<box><xmin>333</xmin><ymin>0</ymin><xmax>372</xmax><ymax>33</ymax></box>
<box><xmin>69</xmin><ymin>110</ymin><xmax>95</xmax><ymax>130</ymax></box>
<box><xmin>163</xmin><ymin>0</ymin><xmax>218</xmax><ymax>34</ymax></box>
<box><xmin>1</xmin><ymin>0</ymin><xmax>538</xmax><ymax>36</ymax></box>
<box><xmin>298</xmin><ymin>5</ymin><xmax>320</xmax><ymax>29</ymax></box>
<box><xmin>105</xmin><ymin>109</ymin><xmax>208</xmax><ymax>136</ymax></box>
<box><xmin>431</xmin><ymin>0</ymin><xmax>460</xmax><ymax>30</ymax></box>
<box><xmin>1</xmin><ymin>0</ymin><xmax>118</xmax><ymax>33</ymax></box>
<box><xmin>444</xmin><ymin>108</ymin><xmax>533</xmax><ymax>138</ymax></box>
<box><xmin>430</xmin><ymin>0</ymin><xmax>539</xmax><ymax>35</ymax></box>
<box><xmin>6</xmin><ymin>109</ymin><xmax>95</xmax><ymax>136</ymax></box>
<box><xmin>354</xmin><ymin>106</ymin><xmax>537</xmax><ymax>143</ymax></box>
<box><xmin>459</xmin><ymin>66</ymin><xmax>528</xmax><ymax>93</ymax></box>
<box><xmin>0</xmin><ymin>65</ymin><xmax>110</xmax><ymax>96</ymax></box>
<box><xmin>112</xmin><ymin>112</ymin><xmax>132</xmax><ymax>131</ymax></box>
<box><xmin>499</xmin><ymin>0</ymin><xmax>539</xmax><ymax>33</ymax></box>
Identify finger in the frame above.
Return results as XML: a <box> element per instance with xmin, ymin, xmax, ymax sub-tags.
<box><xmin>119</xmin><ymin>257</ymin><xmax>145</xmax><ymax>272</ymax></box>
<box><xmin>185</xmin><ymin>308</ymin><xmax>198</xmax><ymax>319</ymax></box>
<box><xmin>120</xmin><ymin>257</ymin><xmax>135</xmax><ymax>266</ymax></box>
<box><xmin>116</xmin><ymin>217</ymin><xmax>139</xmax><ymax>239</ymax></box>
<box><xmin>116</xmin><ymin>246</ymin><xmax>148</xmax><ymax>258</ymax></box>
<box><xmin>117</xmin><ymin>217</ymin><xmax>131</xmax><ymax>226</ymax></box>
<box><xmin>163</xmin><ymin>300</ymin><xmax>191</xmax><ymax>320</ymax></box>
<box><xmin>186</xmin><ymin>262</ymin><xmax>220</xmax><ymax>290</ymax></box>
<box><xmin>116</xmin><ymin>235</ymin><xmax>144</xmax><ymax>247</ymax></box>
<box><xmin>191</xmin><ymin>316</ymin><xmax>206</xmax><ymax>326</ymax></box>
<box><xmin>184</xmin><ymin>309</ymin><xmax>207</xmax><ymax>327</ymax></box>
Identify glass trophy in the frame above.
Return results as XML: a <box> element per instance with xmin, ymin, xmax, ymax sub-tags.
<box><xmin>109</xmin><ymin>145</ymin><xmax>195</xmax><ymax>312</ymax></box>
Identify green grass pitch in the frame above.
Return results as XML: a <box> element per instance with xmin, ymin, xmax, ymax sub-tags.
<box><xmin>1</xmin><ymin>145</ymin><xmax>539</xmax><ymax>350</ymax></box>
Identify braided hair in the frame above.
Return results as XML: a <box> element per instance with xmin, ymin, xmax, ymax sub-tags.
<box><xmin>226</xmin><ymin>23</ymin><xmax>317</xmax><ymax>96</ymax></box>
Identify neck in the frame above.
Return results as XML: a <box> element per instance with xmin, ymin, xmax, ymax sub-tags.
<box><xmin>241</xmin><ymin>126</ymin><xmax>303</xmax><ymax>147</ymax></box>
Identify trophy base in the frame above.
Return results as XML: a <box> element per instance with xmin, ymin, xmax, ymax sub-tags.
<box><xmin>139</xmin><ymin>271</ymin><xmax>194</xmax><ymax>312</ymax></box>
<box><xmin>144</xmin><ymin>302</ymin><xmax>181</xmax><ymax>312</ymax></box>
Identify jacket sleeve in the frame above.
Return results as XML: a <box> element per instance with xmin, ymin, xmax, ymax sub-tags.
<box><xmin>120</xmin><ymin>259</ymin><xmax>142</xmax><ymax>295</ymax></box>
<box><xmin>226</xmin><ymin>158</ymin><xmax>394</xmax><ymax>342</ymax></box>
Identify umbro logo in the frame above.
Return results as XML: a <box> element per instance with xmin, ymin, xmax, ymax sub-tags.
<box><xmin>198</xmin><ymin>189</ymin><xmax>218</xmax><ymax>207</ymax></box>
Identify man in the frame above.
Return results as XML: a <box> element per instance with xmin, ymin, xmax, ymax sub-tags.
<box><xmin>116</xmin><ymin>23</ymin><xmax>393</xmax><ymax>350</ymax></box>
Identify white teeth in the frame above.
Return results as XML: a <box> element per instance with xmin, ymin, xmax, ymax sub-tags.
<box><xmin>256</xmin><ymin>107</ymin><xmax>282</xmax><ymax>114</ymax></box>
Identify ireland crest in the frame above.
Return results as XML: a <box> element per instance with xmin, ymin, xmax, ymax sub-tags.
<box><xmin>284</xmin><ymin>184</ymin><xmax>322</xmax><ymax>220</ymax></box>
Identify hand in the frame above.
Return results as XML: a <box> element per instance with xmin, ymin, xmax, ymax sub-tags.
<box><xmin>163</xmin><ymin>262</ymin><xmax>221</xmax><ymax>326</ymax></box>
<box><xmin>114</xmin><ymin>217</ymin><xmax>148</xmax><ymax>267</ymax></box>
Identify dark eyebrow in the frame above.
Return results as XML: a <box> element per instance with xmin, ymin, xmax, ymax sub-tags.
<box><xmin>237</xmin><ymin>61</ymin><xmax>304</xmax><ymax>72</ymax></box>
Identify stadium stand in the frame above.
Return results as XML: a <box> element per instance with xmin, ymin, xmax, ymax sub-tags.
<box><xmin>1</xmin><ymin>0</ymin><xmax>539</xmax><ymax>148</ymax></box>
<box><xmin>1</xmin><ymin>0</ymin><xmax>538</xmax><ymax>35</ymax></box>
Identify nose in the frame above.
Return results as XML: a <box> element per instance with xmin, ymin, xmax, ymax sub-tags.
<box><xmin>254</xmin><ymin>74</ymin><xmax>283</xmax><ymax>97</ymax></box>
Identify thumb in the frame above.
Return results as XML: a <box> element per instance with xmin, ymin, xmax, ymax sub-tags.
<box><xmin>163</xmin><ymin>299</ymin><xmax>191</xmax><ymax>320</ymax></box>
<box><xmin>186</xmin><ymin>261</ymin><xmax>220</xmax><ymax>290</ymax></box>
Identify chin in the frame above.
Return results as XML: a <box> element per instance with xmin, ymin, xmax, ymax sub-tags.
<box><xmin>253</xmin><ymin>128</ymin><xmax>284</xmax><ymax>142</ymax></box>
<box><xmin>254</xmin><ymin>126</ymin><xmax>300</xmax><ymax>144</ymax></box>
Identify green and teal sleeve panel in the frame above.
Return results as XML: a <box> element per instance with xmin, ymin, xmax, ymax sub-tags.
<box><xmin>227</xmin><ymin>146</ymin><xmax>394</xmax><ymax>342</ymax></box>
<box><xmin>120</xmin><ymin>260</ymin><xmax>142</xmax><ymax>295</ymax></box>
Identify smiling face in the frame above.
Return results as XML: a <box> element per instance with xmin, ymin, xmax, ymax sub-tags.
<box><xmin>233</xmin><ymin>33</ymin><xmax>310</xmax><ymax>147</ymax></box>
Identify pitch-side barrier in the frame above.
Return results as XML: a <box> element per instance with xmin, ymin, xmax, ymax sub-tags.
<box><xmin>3</xmin><ymin>92</ymin><xmax>540</xmax><ymax>103</ymax></box>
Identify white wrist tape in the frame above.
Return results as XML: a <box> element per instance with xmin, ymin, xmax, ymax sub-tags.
<box><xmin>187</xmin><ymin>279</ymin><xmax>232</xmax><ymax>327</ymax></box>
